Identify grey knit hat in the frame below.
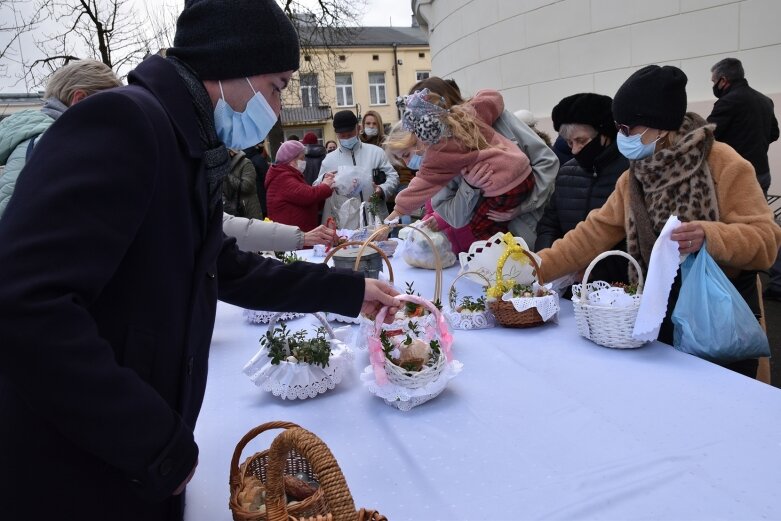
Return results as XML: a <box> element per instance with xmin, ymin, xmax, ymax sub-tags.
<box><xmin>167</xmin><ymin>0</ymin><xmax>300</xmax><ymax>80</ymax></box>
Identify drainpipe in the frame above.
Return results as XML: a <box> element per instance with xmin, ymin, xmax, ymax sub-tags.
<box><xmin>393</xmin><ymin>42</ymin><xmax>401</xmax><ymax>118</ymax></box>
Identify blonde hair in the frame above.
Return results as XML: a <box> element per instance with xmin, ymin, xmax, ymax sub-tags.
<box><xmin>361</xmin><ymin>110</ymin><xmax>385</xmax><ymax>142</ymax></box>
<box><xmin>410</xmin><ymin>90</ymin><xmax>494</xmax><ymax>151</ymax></box>
<box><xmin>44</xmin><ymin>60</ymin><xmax>122</xmax><ymax>106</ymax></box>
<box><xmin>383</xmin><ymin>121</ymin><xmax>418</xmax><ymax>163</ymax></box>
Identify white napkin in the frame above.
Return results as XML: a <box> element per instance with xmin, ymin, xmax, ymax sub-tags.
<box><xmin>632</xmin><ymin>215</ymin><xmax>682</xmax><ymax>341</ymax></box>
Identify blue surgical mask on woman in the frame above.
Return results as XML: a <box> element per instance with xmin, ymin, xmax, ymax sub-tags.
<box><xmin>213</xmin><ymin>78</ymin><xmax>278</xmax><ymax>150</ymax></box>
<box><xmin>339</xmin><ymin>136</ymin><xmax>359</xmax><ymax>149</ymax></box>
<box><xmin>407</xmin><ymin>152</ymin><xmax>424</xmax><ymax>170</ymax></box>
<box><xmin>616</xmin><ymin>128</ymin><xmax>660</xmax><ymax>161</ymax></box>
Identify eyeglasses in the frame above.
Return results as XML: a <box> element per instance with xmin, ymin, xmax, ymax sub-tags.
<box><xmin>615</xmin><ymin>122</ymin><xmax>632</xmax><ymax>137</ymax></box>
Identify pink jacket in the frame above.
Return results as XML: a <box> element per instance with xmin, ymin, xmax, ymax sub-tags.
<box><xmin>424</xmin><ymin>201</ymin><xmax>475</xmax><ymax>254</ymax></box>
<box><xmin>394</xmin><ymin>90</ymin><xmax>532</xmax><ymax>215</ymax></box>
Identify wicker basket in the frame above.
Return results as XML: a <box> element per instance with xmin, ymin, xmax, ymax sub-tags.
<box><xmin>488</xmin><ymin>246</ymin><xmax>549</xmax><ymax>328</ymax></box>
<box><xmin>264</xmin><ymin>426</ymin><xmax>386</xmax><ymax>521</ymax></box>
<box><xmin>229</xmin><ymin>422</ymin><xmax>329</xmax><ymax>521</ymax></box>
<box><xmin>243</xmin><ymin>313</ymin><xmax>352</xmax><ymax>400</ymax></box>
<box><xmin>571</xmin><ymin>250</ymin><xmax>646</xmax><ymax>349</ymax></box>
<box><xmin>446</xmin><ymin>271</ymin><xmax>496</xmax><ymax>330</ymax></box>
<box><xmin>366</xmin><ymin>293</ymin><xmax>453</xmax><ymax>389</ymax></box>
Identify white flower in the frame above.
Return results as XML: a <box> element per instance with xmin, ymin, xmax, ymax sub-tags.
<box><xmin>286</xmin><ymin>355</ymin><xmax>298</xmax><ymax>363</ymax></box>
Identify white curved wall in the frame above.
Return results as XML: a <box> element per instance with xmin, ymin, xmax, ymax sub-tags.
<box><xmin>413</xmin><ymin>0</ymin><xmax>781</xmax><ymax>191</ymax></box>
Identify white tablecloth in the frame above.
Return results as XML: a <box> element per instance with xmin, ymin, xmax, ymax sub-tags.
<box><xmin>185</xmin><ymin>249</ymin><xmax>781</xmax><ymax>521</ymax></box>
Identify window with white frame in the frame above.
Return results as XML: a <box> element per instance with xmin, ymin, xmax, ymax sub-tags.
<box><xmin>300</xmin><ymin>73</ymin><xmax>319</xmax><ymax>107</ymax></box>
<box><xmin>416</xmin><ymin>71</ymin><xmax>430</xmax><ymax>81</ymax></box>
<box><xmin>335</xmin><ymin>73</ymin><xmax>353</xmax><ymax>107</ymax></box>
<box><xmin>369</xmin><ymin>72</ymin><xmax>386</xmax><ymax>105</ymax></box>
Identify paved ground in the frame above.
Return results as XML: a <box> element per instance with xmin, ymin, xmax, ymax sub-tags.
<box><xmin>759</xmin><ymin>272</ymin><xmax>781</xmax><ymax>388</ymax></box>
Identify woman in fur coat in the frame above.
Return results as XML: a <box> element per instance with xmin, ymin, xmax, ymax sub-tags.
<box><xmin>537</xmin><ymin>65</ymin><xmax>781</xmax><ymax>377</ymax></box>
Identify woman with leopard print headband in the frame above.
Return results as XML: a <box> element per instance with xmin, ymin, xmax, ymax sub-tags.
<box><xmin>537</xmin><ymin>65</ymin><xmax>781</xmax><ymax>378</ymax></box>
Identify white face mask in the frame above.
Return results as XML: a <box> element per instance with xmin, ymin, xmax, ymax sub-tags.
<box><xmin>296</xmin><ymin>159</ymin><xmax>307</xmax><ymax>172</ymax></box>
<box><xmin>364</xmin><ymin>127</ymin><xmax>378</xmax><ymax>137</ymax></box>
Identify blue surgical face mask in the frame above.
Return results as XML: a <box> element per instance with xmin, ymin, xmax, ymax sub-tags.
<box><xmin>407</xmin><ymin>152</ymin><xmax>424</xmax><ymax>170</ymax></box>
<box><xmin>616</xmin><ymin>128</ymin><xmax>660</xmax><ymax>161</ymax></box>
<box><xmin>214</xmin><ymin>78</ymin><xmax>278</xmax><ymax>150</ymax></box>
<box><xmin>339</xmin><ymin>136</ymin><xmax>359</xmax><ymax>149</ymax></box>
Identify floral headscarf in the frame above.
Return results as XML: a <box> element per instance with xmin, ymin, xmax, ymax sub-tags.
<box><xmin>396</xmin><ymin>88</ymin><xmax>450</xmax><ymax>145</ymax></box>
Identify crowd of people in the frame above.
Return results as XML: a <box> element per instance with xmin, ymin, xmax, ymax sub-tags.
<box><xmin>0</xmin><ymin>0</ymin><xmax>779</xmax><ymax>518</ymax></box>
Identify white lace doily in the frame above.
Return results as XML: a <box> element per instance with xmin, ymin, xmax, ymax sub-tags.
<box><xmin>444</xmin><ymin>309</ymin><xmax>496</xmax><ymax>330</ymax></box>
<box><xmin>572</xmin><ymin>282</ymin><xmax>641</xmax><ymax>310</ymax></box>
<box><xmin>325</xmin><ymin>312</ymin><xmax>361</xmax><ymax>324</ymax></box>
<box><xmin>244</xmin><ymin>309</ymin><xmax>305</xmax><ymax>325</ymax></box>
<box><xmin>243</xmin><ymin>341</ymin><xmax>353</xmax><ymax>400</ymax></box>
<box><xmin>500</xmin><ymin>283</ymin><xmax>560</xmax><ymax>322</ymax></box>
<box><xmin>360</xmin><ymin>360</ymin><xmax>463</xmax><ymax>411</ymax></box>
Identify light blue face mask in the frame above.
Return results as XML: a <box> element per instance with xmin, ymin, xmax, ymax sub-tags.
<box><xmin>339</xmin><ymin>135</ymin><xmax>359</xmax><ymax>149</ymax></box>
<box><xmin>407</xmin><ymin>152</ymin><xmax>424</xmax><ymax>170</ymax></box>
<box><xmin>213</xmin><ymin>78</ymin><xmax>278</xmax><ymax>150</ymax></box>
<box><xmin>616</xmin><ymin>128</ymin><xmax>660</xmax><ymax>161</ymax></box>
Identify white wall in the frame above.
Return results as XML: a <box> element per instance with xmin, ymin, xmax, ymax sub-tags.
<box><xmin>413</xmin><ymin>0</ymin><xmax>781</xmax><ymax>193</ymax></box>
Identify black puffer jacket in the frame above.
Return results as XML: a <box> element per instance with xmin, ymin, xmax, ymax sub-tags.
<box><xmin>303</xmin><ymin>144</ymin><xmax>326</xmax><ymax>185</ymax></box>
<box><xmin>535</xmin><ymin>143</ymin><xmax>630</xmax><ymax>284</ymax></box>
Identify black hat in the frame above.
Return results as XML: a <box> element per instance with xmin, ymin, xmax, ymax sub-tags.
<box><xmin>612</xmin><ymin>65</ymin><xmax>688</xmax><ymax>130</ymax></box>
<box><xmin>167</xmin><ymin>0</ymin><xmax>300</xmax><ymax>80</ymax></box>
<box><xmin>551</xmin><ymin>93</ymin><xmax>615</xmax><ymax>136</ymax></box>
<box><xmin>333</xmin><ymin>110</ymin><xmax>358</xmax><ymax>133</ymax></box>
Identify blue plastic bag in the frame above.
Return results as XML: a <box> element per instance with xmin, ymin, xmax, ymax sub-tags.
<box><xmin>671</xmin><ymin>245</ymin><xmax>769</xmax><ymax>363</ymax></box>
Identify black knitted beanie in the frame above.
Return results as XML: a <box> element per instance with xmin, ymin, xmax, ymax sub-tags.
<box><xmin>551</xmin><ymin>93</ymin><xmax>615</xmax><ymax>137</ymax></box>
<box><xmin>612</xmin><ymin>65</ymin><xmax>688</xmax><ymax>130</ymax></box>
<box><xmin>167</xmin><ymin>0</ymin><xmax>300</xmax><ymax>80</ymax></box>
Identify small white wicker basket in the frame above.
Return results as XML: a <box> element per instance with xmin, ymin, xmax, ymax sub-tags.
<box><xmin>571</xmin><ymin>250</ymin><xmax>646</xmax><ymax>349</ymax></box>
<box><xmin>445</xmin><ymin>271</ymin><xmax>496</xmax><ymax>330</ymax></box>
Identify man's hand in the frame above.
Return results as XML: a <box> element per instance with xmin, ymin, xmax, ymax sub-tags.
<box><xmin>462</xmin><ymin>161</ymin><xmax>494</xmax><ymax>190</ymax></box>
<box><xmin>303</xmin><ymin>225</ymin><xmax>335</xmax><ymax>247</ymax></box>
<box><xmin>361</xmin><ymin>279</ymin><xmax>401</xmax><ymax>322</ymax></box>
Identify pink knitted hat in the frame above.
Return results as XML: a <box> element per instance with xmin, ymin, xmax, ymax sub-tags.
<box><xmin>275</xmin><ymin>140</ymin><xmax>305</xmax><ymax>164</ymax></box>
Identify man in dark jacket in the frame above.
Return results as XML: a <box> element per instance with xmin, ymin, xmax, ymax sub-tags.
<box><xmin>708</xmin><ymin>57</ymin><xmax>779</xmax><ymax>193</ymax></box>
<box><xmin>535</xmin><ymin>93</ymin><xmax>630</xmax><ymax>291</ymax></box>
<box><xmin>708</xmin><ymin>58</ymin><xmax>781</xmax><ymax>300</ymax></box>
<box><xmin>243</xmin><ymin>140</ymin><xmax>270</xmax><ymax>215</ymax></box>
<box><xmin>0</xmin><ymin>1</ymin><xmax>398</xmax><ymax>520</ymax></box>
<box><xmin>302</xmin><ymin>131</ymin><xmax>326</xmax><ymax>185</ymax></box>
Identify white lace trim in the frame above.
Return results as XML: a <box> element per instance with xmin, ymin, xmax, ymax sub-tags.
<box><xmin>243</xmin><ymin>341</ymin><xmax>353</xmax><ymax>400</ymax></box>
<box><xmin>501</xmin><ymin>284</ymin><xmax>560</xmax><ymax>322</ymax></box>
<box><xmin>243</xmin><ymin>309</ymin><xmax>305</xmax><ymax>324</ymax></box>
<box><xmin>444</xmin><ymin>309</ymin><xmax>496</xmax><ymax>330</ymax></box>
<box><xmin>360</xmin><ymin>360</ymin><xmax>463</xmax><ymax>411</ymax></box>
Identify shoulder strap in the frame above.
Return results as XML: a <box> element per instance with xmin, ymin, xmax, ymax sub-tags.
<box><xmin>25</xmin><ymin>136</ymin><xmax>38</xmax><ymax>163</ymax></box>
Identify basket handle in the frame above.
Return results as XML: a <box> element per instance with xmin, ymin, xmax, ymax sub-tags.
<box><xmin>448</xmin><ymin>271</ymin><xmax>490</xmax><ymax>309</ymax></box>
<box><xmin>494</xmin><ymin>238</ymin><xmax>544</xmax><ymax>287</ymax></box>
<box><xmin>368</xmin><ymin>294</ymin><xmax>453</xmax><ymax>385</ymax></box>
<box><xmin>361</xmin><ymin>224</ymin><xmax>443</xmax><ymax>304</ymax></box>
<box><xmin>228</xmin><ymin>421</ymin><xmax>301</xmax><ymax>489</ymax></box>
<box><xmin>265</xmin><ymin>312</ymin><xmax>336</xmax><ymax>340</ymax></box>
<box><xmin>323</xmin><ymin>240</ymin><xmax>394</xmax><ymax>284</ymax></box>
<box><xmin>265</xmin><ymin>427</ymin><xmax>357</xmax><ymax>521</ymax></box>
<box><xmin>579</xmin><ymin>250</ymin><xmax>645</xmax><ymax>299</ymax></box>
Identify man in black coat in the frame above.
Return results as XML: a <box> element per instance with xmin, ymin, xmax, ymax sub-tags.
<box><xmin>0</xmin><ymin>1</ymin><xmax>398</xmax><ymax>520</ymax></box>
<box><xmin>535</xmin><ymin>93</ymin><xmax>630</xmax><ymax>291</ymax></box>
<box><xmin>708</xmin><ymin>57</ymin><xmax>779</xmax><ymax>194</ymax></box>
<box><xmin>708</xmin><ymin>58</ymin><xmax>781</xmax><ymax>300</ymax></box>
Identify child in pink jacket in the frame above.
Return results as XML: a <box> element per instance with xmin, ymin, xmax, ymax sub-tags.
<box><xmin>385</xmin><ymin>88</ymin><xmax>533</xmax><ymax>239</ymax></box>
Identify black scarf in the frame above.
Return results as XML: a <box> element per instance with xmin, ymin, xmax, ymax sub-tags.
<box><xmin>167</xmin><ymin>56</ymin><xmax>230</xmax><ymax>216</ymax></box>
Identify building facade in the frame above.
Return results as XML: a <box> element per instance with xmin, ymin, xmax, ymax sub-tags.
<box><xmin>281</xmin><ymin>25</ymin><xmax>431</xmax><ymax>144</ymax></box>
<box><xmin>0</xmin><ymin>93</ymin><xmax>44</xmax><ymax>120</ymax></box>
<box><xmin>412</xmin><ymin>0</ymin><xmax>781</xmax><ymax>192</ymax></box>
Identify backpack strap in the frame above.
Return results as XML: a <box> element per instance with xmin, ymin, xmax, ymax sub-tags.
<box><xmin>25</xmin><ymin>136</ymin><xmax>38</xmax><ymax>163</ymax></box>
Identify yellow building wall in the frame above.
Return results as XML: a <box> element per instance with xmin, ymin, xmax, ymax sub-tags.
<box><xmin>282</xmin><ymin>44</ymin><xmax>431</xmax><ymax>144</ymax></box>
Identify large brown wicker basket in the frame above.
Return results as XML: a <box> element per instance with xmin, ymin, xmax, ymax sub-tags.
<box><xmin>263</xmin><ymin>426</ymin><xmax>386</xmax><ymax>521</ymax></box>
<box><xmin>229</xmin><ymin>421</ymin><xmax>329</xmax><ymax>521</ymax></box>
<box><xmin>489</xmin><ymin>247</ymin><xmax>547</xmax><ymax>328</ymax></box>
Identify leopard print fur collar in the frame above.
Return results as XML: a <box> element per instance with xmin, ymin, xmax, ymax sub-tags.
<box><xmin>625</xmin><ymin>112</ymin><xmax>719</xmax><ymax>280</ymax></box>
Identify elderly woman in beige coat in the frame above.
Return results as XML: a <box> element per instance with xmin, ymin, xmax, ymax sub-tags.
<box><xmin>537</xmin><ymin>65</ymin><xmax>781</xmax><ymax>378</ymax></box>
